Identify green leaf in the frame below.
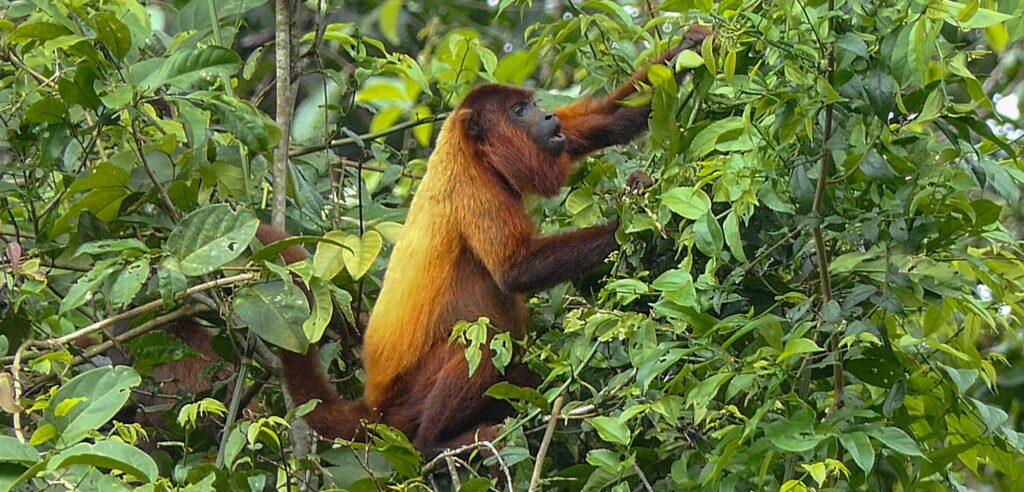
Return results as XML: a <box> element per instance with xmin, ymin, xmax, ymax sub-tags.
<box><xmin>915</xmin><ymin>89</ymin><xmax>944</xmax><ymax>124</ymax></box>
<box><xmin>686</xmin><ymin>372</ymin><xmax>731</xmax><ymax>423</ymax></box>
<box><xmin>942</xmin><ymin>1</ymin><xmax>1013</xmax><ymax>28</ymax></box>
<box><xmin>765</xmin><ymin>409</ymin><xmax>825</xmax><ymax>452</ymax></box>
<box><xmin>58</xmin><ymin>66</ymin><xmax>102</xmax><ymax>110</ymax></box>
<box><xmin>92</xmin><ymin>13</ymin><xmax>131</xmax><ymax>60</ymax></box>
<box><xmin>693</xmin><ymin>212</ymin><xmax>723</xmax><ymax>257</ymax></box>
<box><xmin>341</xmin><ymin>231</ymin><xmax>383</xmax><ymax>280</ymax></box>
<box><xmin>939</xmin><ymin>363</ymin><xmax>978</xmax><ymax>394</ymax></box>
<box><xmin>60</xmin><ymin>258</ymin><xmax>120</xmax><ymax>314</ymax></box>
<box><xmin>74</xmin><ymin>239</ymin><xmax>148</xmax><ymax>256</ymax></box>
<box><xmin>30</xmin><ymin>424</ymin><xmax>57</xmax><ymax>446</ymax></box>
<box><xmin>157</xmin><ymin>256</ymin><xmax>187</xmax><ymax>305</ymax></box>
<box><xmin>458</xmin><ymin>478</ymin><xmax>494</xmax><ymax>492</ymax></box>
<box><xmin>206</xmin><ymin>94</ymin><xmax>276</xmax><ymax>152</ymax></box>
<box><xmin>484</xmin><ymin>382</ymin><xmax>549</xmax><ymax>412</ymax></box>
<box><xmin>0</xmin><ymin>436</ymin><xmax>39</xmax><ymax>465</ymax></box>
<box><xmin>7</xmin><ymin>22</ymin><xmax>72</xmax><ymax>44</ymax></box>
<box><xmin>801</xmin><ymin>462</ymin><xmax>827</xmax><ymax>487</ymax></box>
<box><xmin>157</xmin><ymin>46</ymin><xmax>242</xmax><ymax>90</ymax></box>
<box><xmin>723</xmin><ymin>211</ymin><xmax>748</xmax><ymax>262</ymax></box>
<box><xmin>883</xmin><ymin>379</ymin><xmax>907</xmax><ymax>418</ymax></box>
<box><xmin>859</xmin><ymin>150</ymin><xmax>895</xmax><ymax>180</ymax></box>
<box><xmin>40</xmin><ymin>366</ymin><xmax>141</xmax><ymax>446</ymax></box>
<box><xmin>867</xmin><ymin>427</ymin><xmax>923</xmax><ymax>457</ymax></box>
<box><xmin>586</xmin><ymin>416</ymin><xmax>631</xmax><ymax>445</ymax></box>
<box><xmin>175</xmin><ymin>0</ymin><xmax>268</xmax><ymax>31</ymax></box>
<box><xmin>582</xmin><ymin>0</ymin><xmax>633</xmax><ymax>25</ymax></box>
<box><xmin>687</xmin><ymin>117</ymin><xmax>743</xmax><ymax>158</ymax></box>
<box><xmin>864</xmin><ymin>69</ymin><xmax>896</xmax><ymax>119</ymax></box>
<box><xmin>652</xmin><ymin>268</ymin><xmax>697</xmax><ymax>308</ymax></box>
<box><xmin>47</xmin><ymin>440</ymin><xmax>157</xmax><ymax>483</ymax></box>
<box><xmin>302</xmin><ymin>277</ymin><xmax>333</xmax><ymax>344</ymax></box>
<box><xmin>166</xmin><ymin>204</ymin><xmax>258</xmax><ymax>276</ymax></box>
<box><xmin>838</xmin><ymin>431</ymin><xmax>875</xmax><ymax>473</ymax></box>
<box><xmin>109</xmin><ymin>257</ymin><xmax>150</xmax><ymax>309</ymax></box>
<box><xmin>836</xmin><ymin>32</ymin><xmax>868</xmax><ymax>58</ymax></box>
<box><xmin>23</xmin><ymin>97</ymin><xmax>68</xmax><ymax>124</ymax></box>
<box><xmin>676</xmin><ymin>50</ymin><xmax>704</xmax><ymax>69</ymax></box>
<box><xmin>776</xmin><ymin>338</ymin><xmax>823</xmax><ymax>364</ymax></box>
<box><xmin>495</xmin><ymin>51</ymin><xmax>538</xmax><ymax>85</ymax></box>
<box><xmin>586</xmin><ymin>449</ymin><xmax>622</xmax><ymax>472</ymax></box>
<box><xmin>830</xmin><ymin>251</ymin><xmax>874</xmax><ymax>274</ymax></box>
<box><xmin>234</xmin><ymin>281</ymin><xmax>310</xmax><ymax>353</ymax></box>
<box><xmin>970</xmin><ymin>398</ymin><xmax>1008</xmax><ymax>431</ymax></box>
<box><xmin>53</xmin><ymin>184</ymin><xmax>131</xmax><ymax>236</ymax></box>
<box><xmin>378</xmin><ymin>0</ymin><xmax>402</xmax><ymax>44</ymax></box>
<box><xmin>661</xmin><ymin>187</ymin><xmax>711</xmax><ymax>220</ymax></box>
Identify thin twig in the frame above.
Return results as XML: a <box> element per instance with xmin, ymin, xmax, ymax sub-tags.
<box><xmin>217</xmin><ymin>331</ymin><xmax>255</xmax><ymax>468</ymax></box>
<box><xmin>529</xmin><ymin>395</ymin><xmax>565</xmax><ymax>492</ymax></box>
<box><xmin>422</xmin><ymin>439</ymin><xmax>508</xmax><ymax>485</ymax></box>
<box><xmin>68</xmin><ymin>304</ymin><xmax>210</xmax><ymax>366</ymax></box>
<box><xmin>289</xmin><ymin>113</ymin><xmax>449</xmax><ymax>158</ymax></box>
<box><xmin>11</xmin><ymin>339</ymin><xmax>31</xmax><ymax>443</ymax></box>
<box><xmin>478</xmin><ymin>440</ymin><xmax>513</xmax><ymax>490</ymax></box>
<box><xmin>0</xmin><ymin>272</ymin><xmax>259</xmax><ymax>365</ymax></box>
<box><xmin>445</xmin><ymin>456</ymin><xmax>462</xmax><ymax>490</ymax></box>
<box><xmin>634</xmin><ymin>463</ymin><xmax>654</xmax><ymax>492</ymax></box>
<box><xmin>130</xmin><ymin>120</ymin><xmax>181</xmax><ymax>221</ymax></box>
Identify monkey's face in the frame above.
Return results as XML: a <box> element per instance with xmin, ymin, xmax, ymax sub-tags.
<box><xmin>509</xmin><ymin>99</ymin><xmax>565</xmax><ymax>155</ymax></box>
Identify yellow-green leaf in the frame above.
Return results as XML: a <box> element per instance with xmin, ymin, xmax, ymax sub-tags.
<box><xmin>342</xmin><ymin>231</ymin><xmax>383</xmax><ymax>279</ymax></box>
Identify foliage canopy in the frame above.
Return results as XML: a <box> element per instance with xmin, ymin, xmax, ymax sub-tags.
<box><xmin>1</xmin><ymin>0</ymin><xmax>1023</xmax><ymax>490</ymax></box>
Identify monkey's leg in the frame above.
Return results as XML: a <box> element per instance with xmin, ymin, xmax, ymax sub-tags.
<box><xmin>412</xmin><ymin>351</ymin><xmax>506</xmax><ymax>452</ymax></box>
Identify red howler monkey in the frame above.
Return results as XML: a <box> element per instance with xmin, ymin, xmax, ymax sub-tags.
<box><xmin>264</xmin><ymin>25</ymin><xmax>710</xmax><ymax>453</ymax></box>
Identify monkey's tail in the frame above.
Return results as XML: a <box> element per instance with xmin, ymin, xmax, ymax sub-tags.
<box><xmin>255</xmin><ymin>224</ymin><xmax>378</xmax><ymax>440</ymax></box>
<box><xmin>279</xmin><ymin>348</ymin><xmax>378</xmax><ymax>440</ymax></box>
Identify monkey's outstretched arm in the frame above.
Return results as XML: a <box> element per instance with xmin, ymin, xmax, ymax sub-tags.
<box><xmin>554</xmin><ymin>24</ymin><xmax>710</xmax><ymax>159</ymax></box>
<box><xmin>501</xmin><ymin>222</ymin><xmax>618</xmax><ymax>293</ymax></box>
<box><xmin>460</xmin><ymin>195</ymin><xmax>618</xmax><ymax>294</ymax></box>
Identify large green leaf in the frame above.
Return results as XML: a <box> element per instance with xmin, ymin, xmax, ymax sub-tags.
<box><xmin>0</xmin><ymin>437</ymin><xmax>38</xmax><ymax>465</ymax></box>
<box><xmin>40</xmin><ymin>366</ymin><xmax>141</xmax><ymax>447</ymax></box>
<box><xmin>586</xmin><ymin>416</ymin><xmax>631</xmax><ymax>445</ymax></box>
<box><xmin>234</xmin><ymin>281</ymin><xmax>310</xmax><ymax>353</ymax></box>
<box><xmin>47</xmin><ymin>440</ymin><xmax>157</xmax><ymax>483</ymax></box>
<box><xmin>152</xmin><ymin>46</ymin><xmax>242</xmax><ymax>91</ymax></box>
<box><xmin>838</xmin><ymin>431</ymin><xmax>875</xmax><ymax>473</ymax></box>
<box><xmin>59</xmin><ymin>258</ymin><xmax>120</xmax><ymax>314</ymax></box>
<box><xmin>166</xmin><ymin>204</ymin><xmax>258</xmax><ymax>276</ymax></box>
<box><xmin>92</xmin><ymin>13</ymin><xmax>131</xmax><ymax>60</ymax></box>
<box><xmin>661</xmin><ymin>187</ymin><xmax>711</xmax><ymax>220</ymax></box>
<box><xmin>175</xmin><ymin>0</ymin><xmax>268</xmax><ymax>32</ymax></box>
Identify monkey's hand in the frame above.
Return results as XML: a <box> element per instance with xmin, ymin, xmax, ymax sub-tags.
<box><xmin>654</xmin><ymin>24</ymin><xmax>712</xmax><ymax>66</ymax></box>
<box><xmin>626</xmin><ymin>170</ymin><xmax>654</xmax><ymax>195</ymax></box>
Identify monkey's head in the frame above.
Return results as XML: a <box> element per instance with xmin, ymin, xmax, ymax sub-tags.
<box><xmin>459</xmin><ymin>84</ymin><xmax>571</xmax><ymax>197</ymax></box>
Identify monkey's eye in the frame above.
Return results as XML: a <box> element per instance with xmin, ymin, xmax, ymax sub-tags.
<box><xmin>512</xmin><ymin>103</ymin><xmax>528</xmax><ymax>118</ymax></box>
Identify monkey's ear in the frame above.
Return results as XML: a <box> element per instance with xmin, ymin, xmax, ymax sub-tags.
<box><xmin>465</xmin><ymin>110</ymin><xmax>486</xmax><ymax>141</ymax></box>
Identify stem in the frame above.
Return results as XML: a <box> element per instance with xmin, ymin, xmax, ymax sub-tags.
<box><xmin>528</xmin><ymin>395</ymin><xmax>565</xmax><ymax>492</ymax></box>
<box><xmin>217</xmin><ymin>332</ymin><xmax>255</xmax><ymax>469</ymax></box>
<box><xmin>289</xmin><ymin>113</ymin><xmax>449</xmax><ymax>158</ymax></box>
<box><xmin>271</xmin><ymin>0</ymin><xmax>294</xmax><ymax>229</ymax></box>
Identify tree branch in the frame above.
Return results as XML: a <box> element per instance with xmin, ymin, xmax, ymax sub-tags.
<box><xmin>529</xmin><ymin>395</ymin><xmax>565</xmax><ymax>492</ymax></box>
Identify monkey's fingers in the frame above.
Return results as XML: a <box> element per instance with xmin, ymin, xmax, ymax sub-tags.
<box><xmin>626</xmin><ymin>170</ymin><xmax>654</xmax><ymax>194</ymax></box>
<box><xmin>681</xmin><ymin>24</ymin><xmax>712</xmax><ymax>50</ymax></box>
<box><xmin>654</xmin><ymin>23</ymin><xmax>712</xmax><ymax>68</ymax></box>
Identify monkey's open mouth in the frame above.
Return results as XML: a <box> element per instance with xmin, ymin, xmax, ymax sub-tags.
<box><xmin>550</xmin><ymin>132</ymin><xmax>565</xmax><ymax>143</ymax></box>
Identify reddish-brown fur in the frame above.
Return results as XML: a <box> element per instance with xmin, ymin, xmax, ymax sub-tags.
<box><xmin>264</xmin><ymin>25</ymin><xmax>710</xmax><ymax>453</ymax></box>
